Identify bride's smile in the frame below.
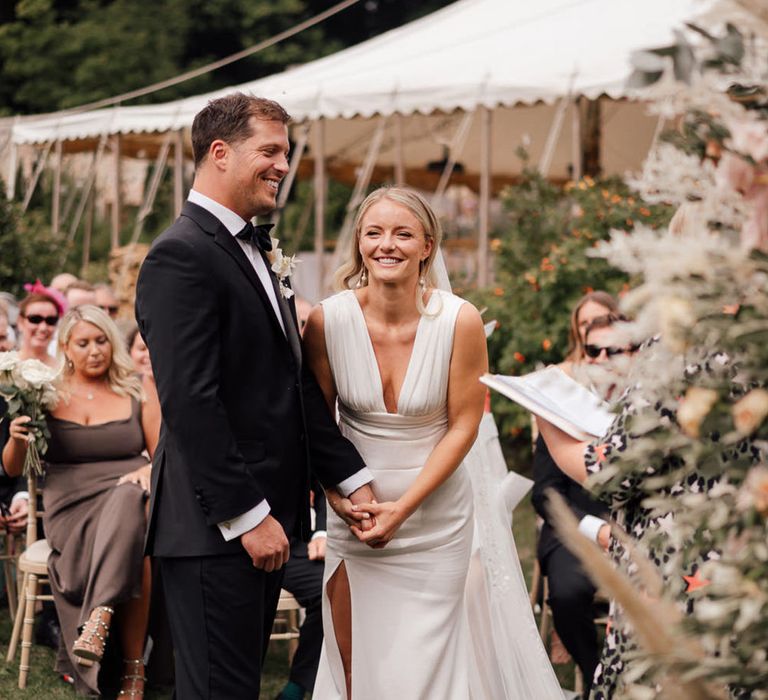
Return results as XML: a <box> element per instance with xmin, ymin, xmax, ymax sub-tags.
<box><xmin>358</xmin><ymin>198</ymin><xmax>432</xmax><ymax>285</ymax></box>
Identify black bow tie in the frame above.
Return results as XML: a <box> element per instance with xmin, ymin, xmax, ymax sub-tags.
<box><xmin>236</xmin><ymin>221</ymin><xmax>274</xmax><ymax>252</ymax></box>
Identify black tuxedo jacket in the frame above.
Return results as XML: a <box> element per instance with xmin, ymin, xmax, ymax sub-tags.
<box><xmin>531</xmin><ymin>434</ymin><xmax>609</xmax><ymax>565</ymax></box>
<box><xmin>135</xmin><ymin>201</ymin><xmax>365</xmax><ymax>558</ymax></box>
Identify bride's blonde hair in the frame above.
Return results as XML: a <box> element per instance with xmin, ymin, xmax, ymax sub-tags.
<box><xmin>334</xmin><ymin>187</ymin><xmax>444</xmax><ymax>316</ymax></box>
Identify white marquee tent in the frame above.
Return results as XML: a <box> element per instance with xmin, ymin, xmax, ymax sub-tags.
<box><xmin>3</xmin><ymin>0</ymin><xmax>738</xmax><ymax>292</ymax></box>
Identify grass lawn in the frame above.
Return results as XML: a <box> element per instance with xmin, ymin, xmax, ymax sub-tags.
<box><xmin>0</xmin><ymin>494</ymin><xmax>577</xmax><ymax>698</ymax></box>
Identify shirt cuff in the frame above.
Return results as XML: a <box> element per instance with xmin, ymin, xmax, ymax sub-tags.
<box><xmin>336</xmin><ymin>468</ymin><xmax>373</xmax><ymax>497</ymax></box>
<box><xmin>311</xmin><ymin>530</ymin><xmax>327</xmax><ymax>541</ymax></box>
<box><xmin>217</xmin><ymin>500</ymin><xmax>271</xmax><ymax>542</ymax></box>
<box><xmin>11</xmin><ymin>491</ymin><xmax>29</xmax><ymax>506</ymax></box>
<box><xmin>579</xmin><ymin>514</ymin><xmax>608</xmax><ymax>543</ymax></box>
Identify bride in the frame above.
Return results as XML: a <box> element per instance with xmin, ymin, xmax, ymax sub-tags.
<box><xmin>304</xmin><ymin>186</ymin><xmax>563</xmax><ymax>699</ymax></box>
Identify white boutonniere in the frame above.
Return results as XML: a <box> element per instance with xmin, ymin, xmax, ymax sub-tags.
<box><xmin>267</xmin><ymin>237</ymin><xmax>300</xmax><ymax>300</ymax></box>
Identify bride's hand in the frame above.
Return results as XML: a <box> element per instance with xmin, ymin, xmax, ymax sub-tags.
<box><xmin>325</xmin><ymin>488</ymin><xmax>373</xmax><ymax>530</ymax></box>
<box><xmin>351</xmin><ymin>501</ymin><xmax>409</xmax><ymax>549</ymax></box>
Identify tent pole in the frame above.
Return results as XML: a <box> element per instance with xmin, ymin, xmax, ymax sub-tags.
<box><xmin>328</xmin><ymin>117</ymin><xmax>388</xmax><ymax>282</ymax></box>
<box><xmin>6</xmin><ymin>117</ymin><xmax>19</xmax><ymax>200</ymax></box>
<box><xmin>477</xmin><ymin>106</ymin><xmax>491</xmax><ymax>288</ymax></box>
<box><xmin>271</xmin><ymin>122</ymin><xmax>310</xmax><ymax>229</ymax></box>
<box><xmin>51</xmin><ymin>140</ymin><xmax>63</xmax><ymax>236</ymax></box>
<box><xmin>173</xmin><ymin>129</ymin><xmax>184</xmax><ymax>219</ymax></box>
<box><xmin>21</xmin><ymin>142</ymin><xmax>52</xmax><ymax>212</ymax></box>
<box><xmin>313</xmin><ymin>119</ymin><xmax>326</xmax><ymax>297</ymax></box>
<box><xmin>434</xmin><ymin>110</ymin><xmax>474</xmax><ymax>200</ymax></box>
<box><xmin>394</xmin><ymin>113</ymin><xmax>405</xmax><ymax>185</ymax></box>
<box><xmin>571</xmin><ymin>97</ymin><xmax>582</xmax><ymax>181</ymax></box>
<box><xmin>81</xmin><ymin>190</ymin><xmax>94</xmax><ymax>276</ymax></box>
<box><xmin>131</xmin><ymin>132</ymin><xmax>172</xmax><ymax>245</ymax></box>
<box><xmin>111</xmin><ymin>135</ymin><xmax>122</xmax><ymax>250</ymax></box>
<box><xmin>539</xmin><ymin>95</ymin><xmax>570</xmax><ymax>177</ymax></box>
<box><xmin>583</xmin><ymin>98</ymin><xmax>602</xmax><ymax>177</ymax></box>
<box><xmin>64</xmin><ymin>134</ymin><xmax>108</xmax><ymax>266</ymax></box>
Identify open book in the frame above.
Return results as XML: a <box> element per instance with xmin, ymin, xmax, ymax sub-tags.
<box><xmin>481</xmin><ymin>366</ymin><xmax>615</xmax><ymax>441</ymax></box>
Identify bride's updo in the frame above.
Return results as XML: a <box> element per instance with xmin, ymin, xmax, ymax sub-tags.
<box><xmin>334</xmin><ymin>187</ymin><xmax>444</xmax><ymax>313</ymax></box>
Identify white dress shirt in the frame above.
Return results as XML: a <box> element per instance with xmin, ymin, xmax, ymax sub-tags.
<box><xmin>187</xmin><ymin>191</ymin><xmax>372</xmax><ymax>541</ymax></box>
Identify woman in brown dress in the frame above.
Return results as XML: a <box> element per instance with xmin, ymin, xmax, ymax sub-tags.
<box><xmin>3</xmin><ymin>305</ymin><xmax>160</xmax><ymax>697</ymax></box>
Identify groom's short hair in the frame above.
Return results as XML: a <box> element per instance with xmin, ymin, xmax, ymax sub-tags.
<box><xmin>192</xmin><ymin>92</ymin><xmax>291</xmax><ymax>167</ymax></box>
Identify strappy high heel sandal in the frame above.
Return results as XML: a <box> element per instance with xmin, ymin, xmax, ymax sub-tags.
<box><xmin>72</xmin><ymin>605</ymin><xmax>114</xmax><ymax>666</ymax></box>
<box><xmin>119</xmin><ymin>658</ymin><xmax>146</xmax><ymax>698</ymax></box>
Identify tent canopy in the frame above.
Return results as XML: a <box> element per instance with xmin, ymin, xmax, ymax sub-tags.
<box><xmin>11</xmin><ymin>0</ymin><xmax>712</xmax><ymax>146</ymax></box>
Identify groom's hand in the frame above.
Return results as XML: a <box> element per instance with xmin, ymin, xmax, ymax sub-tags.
<box><xmin>241</xmin><ymin>515</ymin><xmax>290</xmax><ymax>572</ymax></box>
<box><xmin>348</xmin><ymin>484</ymin><xmax>377</xmax><ymax>533</ymax></box>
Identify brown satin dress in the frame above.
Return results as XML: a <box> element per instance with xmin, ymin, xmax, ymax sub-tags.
<box><xmin>43</xmin><ymin>397</ymin><xmax>149</xmax><ymax>696</ymax></box>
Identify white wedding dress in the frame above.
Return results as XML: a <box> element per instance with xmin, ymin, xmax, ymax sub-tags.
<box><xmin>313</xmin><ymin>287</ymin><xmax>563</xmax><ymax>700</ymax></box>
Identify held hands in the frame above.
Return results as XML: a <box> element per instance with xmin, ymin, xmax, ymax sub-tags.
<box><xmin>241</xmin><ymin>515</ymin><xmax>290</xmax><ymax>572</ymax></box>
<box><xmin>117</xmin><ymin>465</ymin><xmax>152</xmax><ymax>492</ymax></box>
<box><xmin>350</xmin><ymin>501</ymin><xmax>409</xmax><ymax>549</ymax></box>
<box><xmin>326</xmin><ymin>486</ymin><xmax>375</xmax><ymax>531</ymax></box>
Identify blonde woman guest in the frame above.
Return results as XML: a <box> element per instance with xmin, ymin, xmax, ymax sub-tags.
<box><xmin>2</xmin><ymin>306</ymin><xmax>159</xmax><ymax>698</ymax></box>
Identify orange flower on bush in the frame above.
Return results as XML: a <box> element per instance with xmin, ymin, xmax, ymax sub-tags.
<box><xmin>542</xmin><ymin>338</ymin><xmax>552</xmax><ymax>351</ymax></box>
<box><xmin>513</xmin><ymin>352</ymin><xmax>525</xmax><ymax>363</ymax></box>
<box><xmin>639</xmin><ymin>207</ymin><xmax>651</xmax><ymax>217</ymax></box>
<box><xmin>493</xmin><ymin>287</ymin><xmax>504</xmax><ymax>297</ymax></box>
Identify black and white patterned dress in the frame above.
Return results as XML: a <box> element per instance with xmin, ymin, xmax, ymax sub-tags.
<box><xmin>584</xmin><ymin>354</ymin><xmax>761</xmax><ymax>699</ymax></box>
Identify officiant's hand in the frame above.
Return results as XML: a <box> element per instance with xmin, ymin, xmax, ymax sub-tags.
<box><xmin>326</xmin><ymin>486</ymin><xmax>375</xmax><ymax>531</ymax></box>
<box><xmin>351</xmin><ymin>501</ymin><xmax>407</xmax><ymax>549</ymax></box>
<box><xmin>242</xmin><ymin>515</ymin><xmax>290</xmax><ymax>572</ymax></box>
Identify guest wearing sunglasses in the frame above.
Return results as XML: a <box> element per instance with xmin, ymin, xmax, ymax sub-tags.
<box><xmin>94</xmin><ymin>284</ymin><xmax>120</xmax><ymax>319</ymax></box>
<box><xmin>17</xmin><ymin>289</ymin><xmax>62</xmax><ymax>368</ymax></box>
<box><xmin>531</xmin><ymin>305</ymin><xmax>627</xmax><ymax>699</ymax></box>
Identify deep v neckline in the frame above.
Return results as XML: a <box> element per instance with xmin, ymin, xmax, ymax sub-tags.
<box><xmin>350</xmin><ymin>290</ymin><xmax>428</xmax><ymax>415</ymax></box>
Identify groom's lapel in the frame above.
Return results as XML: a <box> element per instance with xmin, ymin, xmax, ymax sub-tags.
<box><xmin>181</xmin><ymin>201</ymin><xmax>289</xmax><ymax>341</ymax></box>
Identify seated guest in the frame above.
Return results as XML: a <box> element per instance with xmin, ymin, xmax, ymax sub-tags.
<box><xmin>532</xmin><ymin>299</ymin><xmax>621</xmax><ymax>699</ymax></box>
<box><xmin>16</xmin><ymin>287</ymin><xmax>62</xmax><ymax>367</ymax></box>
<box><xmin>276</xmin><ymin>483</ymin><xmax>327</xmax><ymax>700</ymax></box>
<box><xmin>94</xmin><ymin>284</ymin><xmax>120</xmax><ymax>320</ymax></box>
<box><xmin>64</xmin><ymin>281</ymin><xmax>97</xmax><ymax>309</ymax></box>
<box><xmin>2</xmin><ymin>305</ymin><xmax>159</xmax><ymax>698</ymax></box>
<box><xmin>49</xmin><ymin>273</ymin><xmax>79</xmax><ymax>296</ymax></box>
<box><xmin>0</xmin><ymin>302</ymin><xmax>14</xmax><ymax>352</ymax></box>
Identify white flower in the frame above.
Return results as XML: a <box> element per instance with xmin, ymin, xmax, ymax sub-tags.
<box><xmin>0</xmin><ymin>351</ymin><xmax>19</xmax><ymax>372</ymax></box>
<box><xmin>18</xmin><ymin>359</ymin><xmax>59</xmax><ymax>388</ymax></box>
<box><xmin>267</xmin><ymin>237</ymin><xmax>300</xmax><ymax>300</ymax></box>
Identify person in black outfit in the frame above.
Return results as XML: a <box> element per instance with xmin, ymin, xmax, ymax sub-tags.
<box><xmin>275</xmin><ymin>483</ymin><xmax>327</xmax><ymax>700</ymax></box>
<box><xmin>532</xmin><ymin>434</ymin><xmax>609</xmax><ymax>698</ymax></box>
<box><xmin>532</xmin><ymin>311</ymin><xmax>627</xmax><ymax>699</ymax></box>
<box><xmin>135</xmin><ymin>93</ymin><xmax>374</xmax><ymax>700</ymax></box>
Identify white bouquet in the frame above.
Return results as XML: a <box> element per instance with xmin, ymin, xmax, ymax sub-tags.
<box><xmin>0</xmin><ymin>352</ymin><xmax>60</xmax><ymax>476</ymax></box>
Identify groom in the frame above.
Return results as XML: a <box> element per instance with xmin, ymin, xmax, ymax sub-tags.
<box><xmin>136</xmin><ymin>93</ymin><xmax>373</xmax><ymax>699</ymax></box>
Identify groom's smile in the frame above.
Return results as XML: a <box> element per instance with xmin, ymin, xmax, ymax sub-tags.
<box><xmin>230</xmin><ymin>117</ymin><xmax>290</xmax><ymax>218</ymax></box>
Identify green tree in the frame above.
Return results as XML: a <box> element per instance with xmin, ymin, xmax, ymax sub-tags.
<box><xmin>469</xmin><ymin>167</ymin><xmax>673</xmax><ymax>454</ymax></box>
<box><xmin>0</xmin><ymin>184</ymin><xmax>63</xmax><ymax>296</ymax></box>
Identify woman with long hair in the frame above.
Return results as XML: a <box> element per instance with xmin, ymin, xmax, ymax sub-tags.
<box><xmin>2</xmin><ymin>306</ymin><xmax>159</xmax><ymax>698</ymax></box>
<box><xmin>306</xmin><ymin>187</ymin><xmax>562</xmax><ymax>699</ymax></box>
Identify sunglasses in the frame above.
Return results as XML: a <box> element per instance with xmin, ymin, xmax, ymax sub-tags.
<box><xmin>23</xmin><ymin>314</ymin><xmax>59</xmax><ymax>326</ymax></box>
<box><xmin>584</xmin><ymin>344</ymin><xmax>639</xmax><ymax>359</ymax></box>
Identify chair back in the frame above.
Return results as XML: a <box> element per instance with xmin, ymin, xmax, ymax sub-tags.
<box><xmin>25</xmin><ymin>473</ymin><xmax>39</xmax><ymax>547</ymax></box>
